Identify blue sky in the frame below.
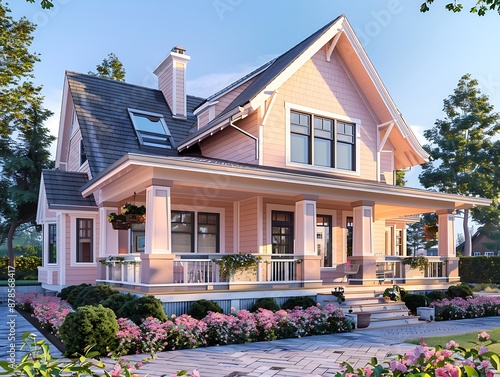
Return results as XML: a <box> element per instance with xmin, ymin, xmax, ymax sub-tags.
<box><xmin>9</xmin><ymin>0</ymin><xmax>500</xmax><ymax>196</ymax></box>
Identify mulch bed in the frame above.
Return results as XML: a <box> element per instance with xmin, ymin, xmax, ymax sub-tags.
<box><xmin>16</xmin><ymin>308</ymin><xmax>66</xmax><ymax>353</ymax></box>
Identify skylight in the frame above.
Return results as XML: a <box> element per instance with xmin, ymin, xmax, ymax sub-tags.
<box><xmin>128</xmin><ymin>109</ymin><xmax>174</xmax><ymax>149</ymax></box>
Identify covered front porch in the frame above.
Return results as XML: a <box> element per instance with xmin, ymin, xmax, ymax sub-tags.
<box><xmin>86</xmin><ymin>154</ymin><xmax>489</xmax><ymax>293</ymax></box>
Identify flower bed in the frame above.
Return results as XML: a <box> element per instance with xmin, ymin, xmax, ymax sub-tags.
<box><xmin>431</xmin><ymin>296</ymin><xmax>500</xmax><ymax>321</ymax></box>
<box><xmin>335</xmin><ymin>332</ymin><xmax>500</xmax><ymax>377</ymax></box>
<box><xmin>15</xmin><ymin>294</ymin><xmax>351</xmax><ymax>358</ymax></box>
<box><xmin>17</xmin><ymin>292</ymin><xmax>72</xmax><ymax>337</ymax></box>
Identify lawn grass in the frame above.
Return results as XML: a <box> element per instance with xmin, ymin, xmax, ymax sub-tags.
<box><xmin>406</xmin><ymin>328</ymin><xmax>500</xmax><ymax>353</ymax></box>
<box><xmin>0</xmin><ymin>280</ymin><xmax>40</xmax><ymax>286</ymax></box>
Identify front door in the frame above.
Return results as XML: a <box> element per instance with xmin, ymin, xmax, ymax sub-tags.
<box><xmin>316</xmin><ymin>214</ymin><xmax>332</xmax><ymax>267</ymax></box>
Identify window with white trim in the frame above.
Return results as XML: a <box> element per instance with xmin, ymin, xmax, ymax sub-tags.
<box><xmin>128</xmin><ymin>109</ymin><xmax>174</xmax><ymax>149</ymax></box>
<box><xmin>171</xmin><ymin>211</ymin><xmax>220</xmax><ymax>253</ymax></box>
<box><xmin>290</xmin><ymin>110</ymin><xmax>356</xmax><ymax>171</ymax></box>
<box><xmin>80</xmin><ymin>139</ymin><xmax>87</xmax><ymax>166</ymax></box>
<box><xmin>76</xmin><ymin>218</ymin><xmax>93</xmax><ymax>263</ymax></box>
<box><xmin>47</xmin><ymin>223</ymin><xmax>57</xmax><ymax>264</ymax></box>
<box><xmin>485</xmin><ymin>251</ymin><xmax>495</xmax><ymax>256</ymax></box>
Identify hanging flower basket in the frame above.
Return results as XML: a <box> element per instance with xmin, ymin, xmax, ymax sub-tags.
<box><xmin>111</xmin><ymin>221</ymin><xmax>131</xmax><ymax>230</ymax></box>
<box><xmin>122</xmin><ymin>203</ymin><xmax>146</xmax><ymax>223</ymax></box>
<box><xmin>125</xmin><ymin>214</ymin><xmax>146</xmax><ymax>223</ymax></box>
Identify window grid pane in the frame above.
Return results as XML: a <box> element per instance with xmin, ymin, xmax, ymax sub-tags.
<box><xmin>48</xmin><ymin>224</ymin><xmax>57</xmax><ymax>264</ymax></box>
<box><xmin>198</xmin><ymin>212</ymin><xmax>219</xmax><ymax>253</ymax></box>
<box><xmin>271</xmin><ymin>211</ymin><xmax>294</xmax><ymax>254</ymax></box>
<box><xmin>76</xmin><ymin>219</ymin><xmax>93</xmax><ymax>263</ymax></box>
<box><xmin>172</xmin><ymin>211</ymin><xmax>194</xmax><ymax>253</ymax></box>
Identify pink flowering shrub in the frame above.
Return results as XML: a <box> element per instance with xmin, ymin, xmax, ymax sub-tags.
<box><xmin>17</xmin><ymin>293</ymin><xmax>72</xmax><ymax>337</ymax></box>
<box><xmin>431</xmin><ymin>296</ymin><xmax>500</xmax><ymax>320</ymax></box>
<box><xmin>335</xmin><ymin>332</ymin><xmax>500</xmax><ymax>377</ymax></box>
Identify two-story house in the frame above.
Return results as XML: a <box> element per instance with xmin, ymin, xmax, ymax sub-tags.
<box><xmin>36</xmin><ymin>15</ymin><xmax>489</xmax><ymax>302</ymax></box>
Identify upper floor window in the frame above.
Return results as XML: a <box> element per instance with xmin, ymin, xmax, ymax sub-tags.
<box><xmin>128</xmin><ymin>109</ymin><xmax>174</xmax><ymax>149</ymax></box>
<box><xmin>76</xmin><ymin>218</ymin><xmax>93</xmax><ymax>263</ymax></box>
<box><xmin>290</xmin><ymin>110</ymin><xmax>356</xmax><ymax>171</ymax></box>
<box><xmin>80</xmin><ymin>139</ymin><xmax>87</xmax><ymax>166</ymax></box>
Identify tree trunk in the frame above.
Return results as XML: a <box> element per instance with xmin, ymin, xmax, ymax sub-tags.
<box><xmin>8</xmin><ymin>220</ymin><xmax>17</xmax><ymax>268</ymax></box>
<box><xmin>462</xmin><ymin>208</ymin><xmax>471</xmax><ymax>257</ymax></box>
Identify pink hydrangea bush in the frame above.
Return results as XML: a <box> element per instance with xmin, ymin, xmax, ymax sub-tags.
<box><xmin>16</xmin><ymin>293</ymin><xmax>72</xmax><ymax>337</ymax></box>
<box><xmin>431</xmin><ymin>296</ymin><xmax>500</xmax><ymax>320</ymax></box>
<box><xmin>335</xmin><ymin>332</ymin><xmax>500</xmax><ymax>377</ymax></box>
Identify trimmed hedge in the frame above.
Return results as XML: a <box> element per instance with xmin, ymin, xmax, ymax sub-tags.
<box><xmin>188</xmin><ymin>299</ymin><xmax>223</xmax><ymax>319</ymax></box>
<box><xmin>250</xmin><ymin>297</ymin><xmax>280</xmax><ymax>312</ymax></box>
<box><xmin>460</xmin><ymin>256</ymin><xmax>500</xmax><ymax>284</ymax></box>
<box><xmin>72</xmin><ymin>284</ymin><xmax>116</xmax><ymax>309</ymax></box>
<box><xmin>0</xmin><ymin>256</ymin><xmax>41</xmax><ymax>280</ymax></box>
<box><xmin>281</xmin><ymin>296</ymin><xmax>316</xmax><ymax>310</ymax></box>
<box><xmin>116</xmin><ymin>295</ymin><xmax>167</xmax><ymax>324</ymax></box>
<box><xmin>59</xmin><ymin>305</ymin><xmax>118</xmax><ymax>356</ymax></box>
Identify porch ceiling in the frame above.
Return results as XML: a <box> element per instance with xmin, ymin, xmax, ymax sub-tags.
<box><xmin>83</xmin><ymin>154</ymin><xmax>491</xmax><ymax>218</ymax></box>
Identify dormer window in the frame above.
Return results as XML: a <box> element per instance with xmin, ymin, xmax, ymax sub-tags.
<box><xmin>128</xmin><ymin>109</ymin><xmax>174</xmax><ymax>149</ymax></box>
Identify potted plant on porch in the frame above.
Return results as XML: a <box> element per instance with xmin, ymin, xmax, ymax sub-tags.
<box><xmin>121</xmin><ymin>203</ymin><xmax>146</xmax><ymax>223</ymax></box>
<box><xmin>213</xmin><ymin>253</ymin><xmax>261</xmax><ymax>282</ymax></box>
<box><xmin>107</xmin><ymin>213</ymin><xmax>131</xmax><ymax>230</ymax></box>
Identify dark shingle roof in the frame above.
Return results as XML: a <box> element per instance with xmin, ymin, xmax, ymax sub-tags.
<box><xmin>67</xmin><ymin>72</ymin><xmax>204</xmax><ymax>176</ymax></box>
<box><xmin>42</xmin><ymin>170</ymin><xmax>96</xmax><ymax>209</ymax></box>
<box><xmin>182</xmin><ymin>16</ymin><xmax>342</xmax><ymax>144</ymax></box>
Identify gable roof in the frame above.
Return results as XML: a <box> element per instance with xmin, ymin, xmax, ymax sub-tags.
<box><xmin>177</xmin><ymin>15</ymin><xmax>428</xmax><ymax>168</ymax></box>
<box><xmin>42</xmin><ymin>170</ymin><xmax>96</xmax><ymax>210</ymax></box>
<box><xmin>67</xmin><ymin>72</ymin><xmax>204</xmax><ymax>176</ymax></box>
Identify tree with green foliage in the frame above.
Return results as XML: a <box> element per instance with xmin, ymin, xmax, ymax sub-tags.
<box><xmin>0</xmin><ymin>2</ymin><xmax>55</xmax><ymax>268</ymax></box>
<box><xmin>395</xmin><ymin>170</ymin><xmax>406</xmax><ymax>186</ymax></box>
<box><xmin>419</xmin><ymin>74</ymin><xmax>500</xmax><ymax>256</ymax></box>
<box><xmin>420</xmin><ymin>0</ymin><xmax>500</xmax><ymax>15</ymax></box>
<box><xmin>88</xmin><ymin>53</ymin><xmax>126</xmax><ymax>82</ymax></box>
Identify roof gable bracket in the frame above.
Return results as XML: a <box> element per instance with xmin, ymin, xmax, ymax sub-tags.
<box><xmin>378</xmin><ymin>121</ymin><xmax>395</xmax><ymax>152</ymax></box>
<box><xmin>261</xmin><ymin>90</ymin><xmax>279</xmax><ymax>126</ymax></box>
<box><xmin>326</xmin><ymin>29</ymin><xmax>343</xmax><ymax>62</ymax></box>
<box><xmin>229</xmin><ymin>115</ymin><xmax>258</xmax><ymax>160</ymax></box>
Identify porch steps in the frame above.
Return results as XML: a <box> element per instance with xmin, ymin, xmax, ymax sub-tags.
<box><xmin>317</xmin><ymin>293</ymin><xmax>421</xmax><ymax>329</ymax></box>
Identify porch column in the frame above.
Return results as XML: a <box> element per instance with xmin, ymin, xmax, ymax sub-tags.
<box><xmin>99</xmin><ymin>206</ymin><xmax>119</xmax><ymax>257</ymax></box>
<box><xmin>141</xmin><ymin>184</ymin><xmax>175</xmax><ymax>287</ymax></box>
<box><xmin>295</xmin><ymin>198</ymin><xmax>321</xmax><ymax>284</ymax></box>
<box><xmin>352</xmin><ymin>201</ymin><xmax>374</xmax><ymax>256</ymax></box>
<box><xmin>437</xmin><ymin>209</ymin><xmax>458</xmax><ymax>282</ymax></box>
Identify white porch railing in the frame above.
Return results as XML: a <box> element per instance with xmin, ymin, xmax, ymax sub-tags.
<box><xmin>103</xmin><ymin>255</ymin><xmax>141</xmax><ymax>283</ymax></box>
<box><xmin>374</xmin><ymin>255</ymin><xmax>447</xmax><ymax>282</ymax></box>
<box><xmin>100</xmin><ymin>254</ymin><xmax>301</xmax><ymax>286</ymax></box>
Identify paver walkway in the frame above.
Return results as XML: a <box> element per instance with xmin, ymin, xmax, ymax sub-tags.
<box><xmin>0</xmin><ymin>304</ymin><xmax>498</xmax><ymax>377</ymax></box>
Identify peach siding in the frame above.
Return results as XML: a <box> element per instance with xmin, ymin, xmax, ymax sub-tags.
<box><xmin>63</xmin><ymin>214</ymin><xmax>100</xmax><ymax>286</ymax></box>
<box><xmin>380</xmin><ymin>151</ymin><xmax>393</xmax><ymax>184</ymax></box>
<box><xmin>197</xmin><ymin>110</ymin><xmax>210</xmax><ymax>129</ymax></box>
<box><xmin>158</xmin><ymin>67</ymin><xmax>174</xmax><ymax>113</ymax></box>
<box><xmin>39</xmin><ymin>269</ymin><xmax>48</xmax><ymax>284</ymax></box>
<box><xmin>67</xmin><ymin>130</ymin><xmax>82</xmax><ymax>172</ymax></box>
<box><xmin>214</xmin><ymin>78</ymin><xmax>255</xmax><ymax>117</ymax></box>
<box><xmin>175</xmin><ymin>63</ymin><xmax>185</xmax><ymax>115</ymax></box>
<box><xmin>373</xmin><ymin>219</ymin><xmax>386</xmax><ymax>255</ymax></box>
<box><xmin>239</xmin><ymin>198</ymin><xmax>259</xmax><ymax>253</ymax></box>
<box><xmin>262</xmin><ymin>48</ymin><xmax>378</xmax><ymax>181</ymax></box>
<box><xmin>201</xmin><ymin>111</ymin><xmax>259</xmax><ymax>164</ymax></box>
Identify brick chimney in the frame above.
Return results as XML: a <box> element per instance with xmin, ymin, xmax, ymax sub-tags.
<box><xmin>154</xmin><ymin>46</ymin><xmax>190</xmax><ymax>118</ymax></box>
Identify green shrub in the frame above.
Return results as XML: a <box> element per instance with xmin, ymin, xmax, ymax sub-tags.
<box><xmin>425</xmin><ymin>290</ymin><xmax>447</xmax><ymax>302</ymax></box>
<box><xmin>66</xmin><ymin>284</ymin><xmax>92</xmax><ymax>306</ymax></box>
<box><xmin>459</xmin><ymin>256</ymin><xmax>500</xmax><ymax>284</ymax></box>
<box><xmin>100</xmin><ymin>292</ymin><xmax>137</xmax><ymax>314</ymax></box>
<box><xmin>281</xmin><ymin>296</ymin><xmax>316</xmax><ymax>310</ymax></box>
<box><xmin>446</xmin><ymin>284</ymin><xmax>474</xmax><ymax>299</ymax></box>
<box><xmin>58</xmin><ymin>285</ymin><xmax>80</xmax><ymax>300</ymax></box>
<box><xmin>403</xmin><ymin>294</ymin><xmax>429</xmax><ymax>314</ymax></box>
<box><xmin>72</xmin><ymin>284</ymin><xmax>116</xmax><ymax>309</ymax></box>
<box><xmin>116</xmin><ymin>295</ymin><xmax>167</xmax><ymax>324</ymax></box>
<box><xmin>0</xmin><ymin>256</ymin><xmax>41</xmax><ymax>280</ymax></box>
<box><xmin>59</xmin><ymin>305</ymin><xmax>118</xmax><ymax>356</ymax></box>
<box><xmin>187</xmin><ymin>299</ymin><xmax>223</xmax><ymax>320</ymax></box>
<box><xmin>250</xmin><ymin>297</ymin><xmax>280</xmax><ymax>312</ymax></box>
<box><xmin>472</xmin><ymin>283</ymin><xmax>499</xmax><ymax>292</ymax></box>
